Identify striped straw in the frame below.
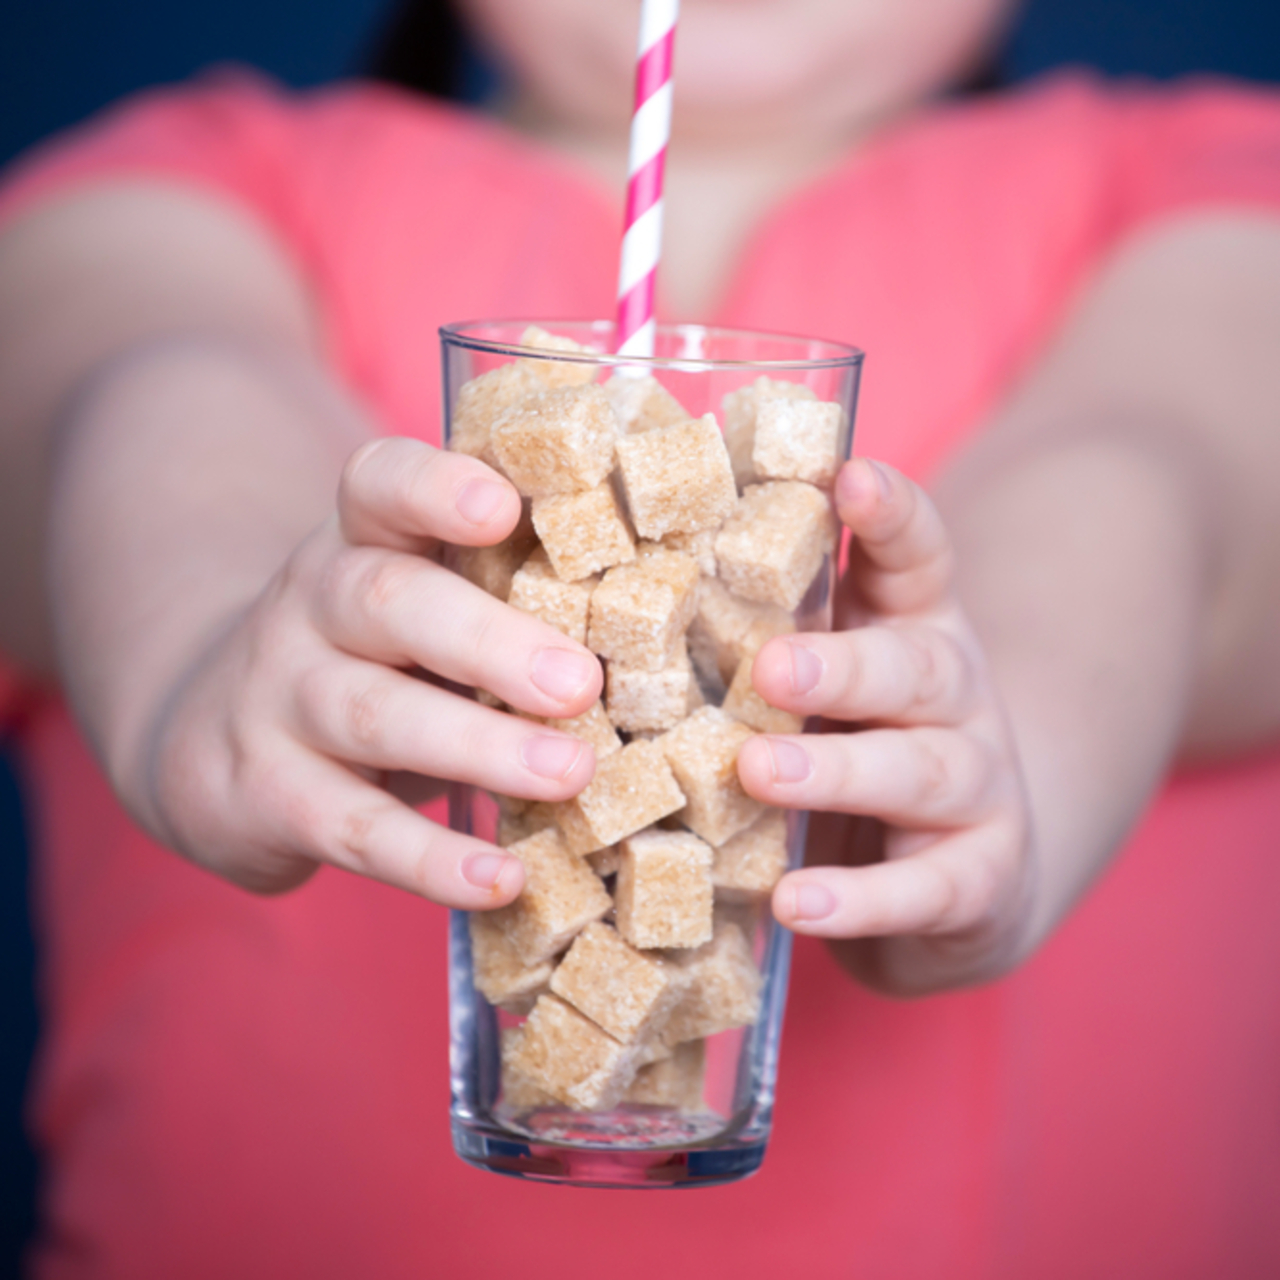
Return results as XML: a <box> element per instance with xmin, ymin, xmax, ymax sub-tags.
<box><xmin>616</xmin><ymin>0</ymin><xmax>679</xmax><ymax>360</ymax></box>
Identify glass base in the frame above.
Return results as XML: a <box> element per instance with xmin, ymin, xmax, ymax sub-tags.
<box><xmin>451</xmin><ymin>1118</ymin><xmax>767</xmax><ymax>1189</ymax></box>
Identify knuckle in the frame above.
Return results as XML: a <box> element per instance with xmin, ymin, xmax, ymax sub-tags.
<box><xmin>335</xmin><ymin>803</ymin><xmax>383</xmax><ymax>873</ymax></box>
<box><xmin>909</xmin><ymin>735</ymin><xmax>955</xmax><ymax>809</ymax></box>
<box><xmin>361</xmin><ymin>554</ymin><xmax>420</xmax><ymax>617</ymax></box>
<box><xmin>342</xmin><ymin>678</ymin><xmax>392</xmax><ymax>751</ymax></box>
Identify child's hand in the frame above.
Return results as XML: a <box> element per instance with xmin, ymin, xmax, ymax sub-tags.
<box><xmin>737</xmin><ymin>459</ymin><xmax>1036</xmax><ymax>994</ymax></box>
<box><xmin>136</xmin><ymin>438</ymin><xmax>602</xmax><ymax>909</ymax></box>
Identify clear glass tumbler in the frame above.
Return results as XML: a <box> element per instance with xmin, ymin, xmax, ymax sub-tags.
<box><xmin>442</xmin><ymin>320</ymin><xmax>862</xmax><ymax>1188</ymax></box>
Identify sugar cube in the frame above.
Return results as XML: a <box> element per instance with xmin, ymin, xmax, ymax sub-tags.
<box><xmin>659</xmin><ymin>707</ymin><xmax>764</xmax><ymax>846</ymax></box>
<box><xmin>468</xmin><ymin>911</ymin><xmax>554</xmax><ymax>1013</ymax></box>
<box><xmin>587</xmin><ymin>548</ymin><xmax>699</xmax><ymax>672</ymax></box>
<box><xmin>532</xmin><ymin>483</ymin><xmax>636</xmax><ymax>581</ymax></box>
<box><xmin>536</xmin><ymin>699</ymin><xmax>622</xmax><ymax>760</ymax></box>
<box><xmin>715</xmin><ymin>481</ymin><xmax>836</xmax><ymax>612</ymax></box>
<box><xmin>604</xmin><ymin>373</ymin><xmax>690</xmax><ymax>435</ymax></box>
<box><xmin>625</xmin><ymin>1040</ymin><xmax>706</xmax><ymax>1110</ymax></box>
<box><xmin>586</xmin><ymin>846</ymin><xmax>621</xmax><ymax>878</ymax></box>
<box><xmin>721</xmin><ymin>376</ymin><xmax>818</xmax><ymax>489</ymax></box>
<box><xmin>552</xmin><ymin>739</ymin><xmax>686</xmax><ymax>855</ymax></box>
<box><xmin>516</xmin><ymin>326</ymin><xmax>599</xmax><ymax>387</ymax></box>
<box><xmin>659</xmin><ymin>527</ymin><xmax>719</xmax><ymax>577</ymax></box>
<box><xmin>615</xmin><ymin>828</ymin><xmax>715</xmax><ymax>950</ymax></box>
<box><xmin>507</xmin><ymin>548</ymin><xmax>596</xmax><ymax>643</ymax></box>
<box><xmin>723</xmin><ymin>653</ymin><xmax>805</xmax><ymax>734</ymax></box>
<box><xmin>488</xmin><ymin>827</ymin><xmax>611</xmax><ymax>964</ymax></box>
<box><xmin>615</xmin><ymin>415</ymin><xmax>737</xmax><ymax>539</ymax></box>
<box><xmin>662</xmin><ymin>922</ymin><xmax>762</xmax><ymax>1045</ymax></box>
<box><xmin>491</xmin><ymin>384</ymin><xmax>617</xmax><ymax>497</ymax></box>
<box><xmin>712</xmin><ymin>809</ymin><xmax>789</xmax><ymax>902</ymax></box>
<box><xmin>752</xmin><ymin>396</ymin><xmax>844</xmax><ymax>487</ymax></box>
<box><xmin>606</xmin><ymin>641</ymin><xmax>698</xmax><ymax>734</ymax></box>
<box><xmin>499</xmin><ymin>1027</ymin><xmax>558</xmax><ymax>1110</ymax></box>
<box><xmin>496</xmin><ymin>806</ymin><xmax>552</xmax><ymax>848</ymax></box>
<box><xmin>504</xmin><ymin>994</ymin><xmax>641</xmax><ymax>1111</ymax></box>
<box><xmin>687</xmin><ymin>576</ymin><xmax>795</xmax><ymax>689</ymax></box>
<box><xmin>549</xmin><ymin>921</ymin><xmax>686</xmax><ymax>1043</ymax></box>
<box><xmin>452</xmin><ymin>525</ymin><xmax>538</xmax><ymax>602</ymax></box>
<box><xmin>450</xmin><ymin>362</ymin><xmax>541</xmax><ymax>467</ymax></box>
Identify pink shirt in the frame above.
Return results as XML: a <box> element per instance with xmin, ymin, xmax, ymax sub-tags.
<box><xmin>4</xmin><ymin>70</ymin><xmax>1280</xmax><ymax>1278</ymax></box>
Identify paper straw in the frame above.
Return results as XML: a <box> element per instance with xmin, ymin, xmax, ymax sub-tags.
<box><xmin>616</xmin><ymin>0</ymin><xmax>679</xmax><ymax>360</ymax></box>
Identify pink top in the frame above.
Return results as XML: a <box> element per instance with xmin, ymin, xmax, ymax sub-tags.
<box><xmin>4</xmin><ymin>70</ymin><xmax>1280</xmax><ymax>1279</ymax></box>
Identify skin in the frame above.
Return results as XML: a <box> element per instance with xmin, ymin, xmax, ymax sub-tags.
<box><xmin>1</xmin><ymin>0</ymin><xmax>1279</xmax><ymax>995</ymax></box>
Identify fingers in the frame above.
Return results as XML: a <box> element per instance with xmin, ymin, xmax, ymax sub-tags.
<box><xmin>310</xmin><ymin>544</ymin><xmax>602</xmax><ymax>716</ymax></box>
<box><xmin>738</xmin><ymin>725</ymin><xmax>1001</xmax><ymax>827</ymax></box>
<box><xmin>290</xmin><ymin>656</ymin><xmax>595</xmax><ymax>801</ymax></box>
<box><xmin>749</xmin><ymin>625</ymin><xmax>978</xmax><ymax>726</ymax></box>
<box><xmin>835</xmin><ymin>458</ymin><xmax>956</xmax><ymax>617</ymax></box>
<box><xmin>339</xmin><ymin>436</ymin><xmax>521</xmax><ymax>551</ymax></box>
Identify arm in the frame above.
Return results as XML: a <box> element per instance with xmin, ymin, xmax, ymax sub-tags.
<box><xmin>739</xmin><ymin>212</ymin><xmax>1280</xmax><ymax>992</ymax></box>
<box><xmin>0</xmin><ymin>182</ymin><xmax>603</xmax><ymax>903</ymax></box>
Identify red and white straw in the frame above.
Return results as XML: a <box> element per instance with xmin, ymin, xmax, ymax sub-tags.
<box><xmin>616</xmin><ymin>0</ymin><xmax>679</xmax><ymax>360</ymax></box>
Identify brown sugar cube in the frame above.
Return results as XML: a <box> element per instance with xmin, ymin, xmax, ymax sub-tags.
<box><xmin>662</xmin><ymin>922</ymin><xmax>763</xmax><ymax>1045</ymax></box>
<box><xmin>508</xmin><ymin>548</ymin><xmax>596</xmax><ymax>643</ymax></box>
<box><xmin>516</xmin><ymin>326</ymin><xmax>599</xmax><ymax>387</ymax></box>
<box><xmin>752</xmin><ymin>396</ymin><xmax>844</xmax><ymax>487</ymax></box>
<box><xmin>615</xmin><ymin>414</ymin><xmax>737</xmax><ymax>540</ymax></box>
<box><xmin>715</xmin><ymin>481</ymin><xmax>837</xmax><ymax>612</ymax></box>
<box><xmin>625</xmin><ymin>1040</ymin><xmax>706</xmax><ymax>1110</ymax></box>
<box><xmin>659</xmin><ymin>707</ymin><xmax>764</xmax><ymax>847</ymax></box>
<box><xmin>712</xmin><ymin>809</ymin><xmax>789</xmax><ymax>902</ymax></box>
<box><xmin>587</xmin><ymin>548</ymin><xmax>699</xmax><ymax>672</ymax></box>
<box><xmin>491</xmin><ymin>383</ymin><xmax>617</xmax><ymax>498</ymax></box>
<box><xmin>532</xmin><ymin>483</ymin><xmax>636</xmax><ymax>582</ymax></box>
<box><xmin>586</xmin><ymin>846</ymin><xmax>621</xmax><ymax>877</ymax></box>
<box><xmin>500</xmin><ymin>1026</ymin><xmax>558</xmax><ymax>1110</ymax></box>
<box><xmin>538</xmin><ymin>699</ymin><xmax>622</xmax><ymax>760</ymax></box>
<box><xmin>505</xmin><ymin>994</ymin><xmax>641</xmax><ymax>1111</ymax></box>
<box><xmin>550</xmin><ymin>921</ymin><xmax>686</xmax><ymax>1043</ymax></box>
<box><xmin>615</xmin><ymin>828</ymin><xmax>714</xmax><ymax>950</ymax></box>
<box><xmin>659</xmin><ymin>527</ymin><xmax>719</xmax><ymax>577</ymax></box>
<box><xmin>687</xmin><ymin>577</ymin><xmax>795</xmax><ymax>689</ymax></box>
<box><xmin>552</xmin><ymin>739</ymin><xmax>686</xmax><ymax>855</ymax></box>
<box><xmin>722</xmin><ymin>653</ymin><xmax>805</xmax><ymax>735</ymax></box>
<box><xmin>604</xmin><ymin>373</ymin><xmax>689</xmax><ymax>435</ymax></box>
<box><xmin>496</xmin><ymin>805</ymin><xmax>553</xmax><ymax>848</ymax></box>
<box><xmin>488</xmin><ymin>827</ymin><xmax>612</xmax><ymax>964</ymax></box>
<box><xmin>469</xmin><ymin>912</ymin><xmax>554</xmax><ymax>1013</ymax></box>
<box><xmin>721</xmin><ymin>376</ymin><xmax>818</xmax><ymax>489</ymax></box>
<box><xmin>606</xmin><ymin>642</ymin><xmax>697</xmax><ymax>734</ymax></box>
<box><xmin>450</xmin><ymin>362</ymin><xmax>541</xmax><ymax>467</ymax></box>
<box><xmin>452</xmin><ymin>522</ymin><xmax>539</xmax><ymax>602</ymax></box>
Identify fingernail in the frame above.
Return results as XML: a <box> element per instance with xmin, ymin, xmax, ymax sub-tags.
<box><xmin>839</xmin><ymin>458</ymin><xmax>891</xmax><ymax>508</ymax></box>
<box><xmin>792</xmin><ymin>882</ymin><xmax>836</xmax><ymax>921</ymax></box>
<box><xmin>462</xmin><ymin>851</ymin><xmax>517</xmax><ymax>892</ymax></box>
<box><xmin>456</xmin><ymin>479</ymin><xmax>510</xmax><ymax>526</ymax></box>
<box><xmin>765</xmin><ymin>737</ymin><xmax>812</xmax><ymax>783</ymax></box>
<box><xmin>530</xmin><ymin>647</ymin><xmax>596</xmax><ymax>703</ymax></box>
<box><xmin>788</xmin><ymin>641</ymin><xmax>824</xmax><ymax>696</ymax></box>
<box><xmin>868</xmin><ymin>460</ymin><xmax>893</xmax><ymax>501</ymax></box>
<box><xmin>521</xmin><ymin>733</ymin><xmax>584</xmax><ymax>780</ymax></box>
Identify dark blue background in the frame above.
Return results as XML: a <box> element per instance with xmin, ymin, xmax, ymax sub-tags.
<box><xmin>2</xmin><ymin>0</ymin><xmax>1278</xmax><ymax>1273</ymax></box>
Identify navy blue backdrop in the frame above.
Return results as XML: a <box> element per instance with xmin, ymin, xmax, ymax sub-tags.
<box><xmin>1</xmin><ymin>0</ymin><xmax>1278</xmax><ymax>1273</ymax></box>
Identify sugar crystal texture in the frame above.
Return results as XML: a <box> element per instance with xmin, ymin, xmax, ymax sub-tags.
<box><xmin>500</xmin><ymin>1026</ymin><xmax>558</xmax><ymax>1110</ymax></box>
<box><xmin>507</xmin><ymin>548</ymin><xmax>596</xmax><ymax>643</ymax></box>
<box><xmin>687</xmin><ymin>576</ymin><xmax>795</xmax><ymax>689</ymax></box>
<box><xmin>537</xmin><ymin>700</ymin><xmax>622</xmax><ymax>760</ymax></box>
<box><xmin>532</xmin><ymin>483</ymin><xmax>635</xmax><ymax>582</ymax></box>
<box><xmin>752</xmin><ymin>396</ymin><xmax>844</xmax><ymax>487</ymax></box>
<box><xmin>662</xmin><ymin>921</ymin><xmax>762</xmax><ymax>1045</ymax></box>
<box><xmin>549</xmin><ymin>921</ymin><xmax>686</xmax><ymax>1043</ymax></box>
<box><xmin>516</xmin><ymin>326</ymin><xmax>599</xmax><ymax>387</ymax></box>
<box><xmin>606</xmin><ymin>641</ymin><xmax>698</xmax><ymax>734</ymax></box>
<box><xmin>468</xmin><ymin>912</ymin><xmax>554</xmax><ymax>1013</ymax></box>
<box><xmin>711</xmin><ymin>808</ymin><xmax>789</xmax><ymax>901</ymax></box>
<box><xmin>615</xmin><ymin>828</ymin><xmax>714</xmax><ymax>950</ymax></box>
<box><xmin>604</xmin><ymin>373</ymin><xmax>690</xmax><ymax>434</ymax></box>
<box><xmin>625</xmin><ymin>1040</ymin><xmax>706</xmax><ymax>1110</ymax></box>
<box><xmin>452</xmin><ymin>525</ymin><xmax>538</xmax><ymax>602</ymax></box>
<box><xmin>659</xmin><ymin>527</ymin><xmax>719</xmax><ymax>577</ymax></box>
<box><xmin>496</xmin><ymin>806</ymin><xmax>552</xmax><ymax>848</ymax></box>
<box><xmin>659</xmin><ymin>706</ymin><xmax>764</xmax><ymax>846</ymax></box>
<box><xmin>488</xmin><ymin>827</ymin><xmax>611</xmax><ymax>964</ymax></box>
<box><xmin>491</xmin><ymin>384</ymin><xmax>617</xmax><ymax>497</ymax></box>
<box><xmin>715</xmin><ymin>481</ymin><xmax>836</xmax><ymax>612</ymax></box>
<box><xmin>552</xmin><ymin>739</ymin><xmax>686</xmax><ymax>855</ymax></box>
<box><xmin>615</xmin><ymin>415</ymin><xmax>737</xmax><ymax>539</ymax></box>
<box><xmin>721</xmin><ymin>376</ymin><xmax>818</xmax><ymax>489</ymax></box>
<box><xmin>504</xmin><ymin>994</ymin><xmax>641</xmax><ymax>1110</ymax></box>
<box><xmin>723</xmin><ymin>653</ymin><xmax>805</xmax><ymax>734</ymax></box>
<box><xmin>587</xmin><ymin>548</ymin><xmax>699</xmax><ymax>672</ymax></box>
<box><xmin>450</xmin><ymin>362</ymin><xmax>540</xmax><ymax>467</ymax></box>
<box><xmin>586</xmin><ymin>846</ymin><xmax>621</xmax><ymax>878</ymax></box>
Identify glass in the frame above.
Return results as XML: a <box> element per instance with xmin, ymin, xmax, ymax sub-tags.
<box><xmin>441</xmin><ymin>320</ymin><xmax>862</xmax><ymax>1189</ymax></box>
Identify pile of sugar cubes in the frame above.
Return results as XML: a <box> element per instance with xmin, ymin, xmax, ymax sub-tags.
<box><xmin>451</xmin><ymin>328</ymin><xmax>841</xmax><ymax>1114</ymax></box>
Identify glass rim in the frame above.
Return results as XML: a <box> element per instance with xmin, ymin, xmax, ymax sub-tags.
<box><xmin>440</xmin><ymin>319</ymin><xmax>864</xmax><ymax>372</ymax></box>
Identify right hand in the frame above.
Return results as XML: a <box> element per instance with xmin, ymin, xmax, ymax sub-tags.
<box><xmin>133</xmin><ymin>437</ymin><xmax>602</xmax><ymax>907</ymax></box>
